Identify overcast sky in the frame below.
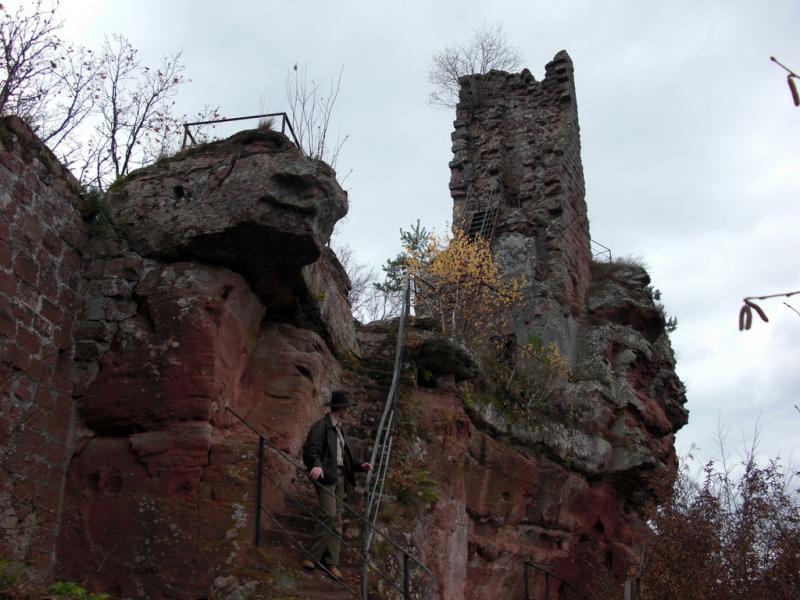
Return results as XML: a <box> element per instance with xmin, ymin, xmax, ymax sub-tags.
<box><xmin>49</xmin><ymin>0</ymin><xmax>799</xmax><ymax>467</ymax></box>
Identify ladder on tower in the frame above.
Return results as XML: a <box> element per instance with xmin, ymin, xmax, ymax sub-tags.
<box><xmin>466</xmin><ymin>206</ymin><xmax>498</xmax><ymax>240</ymax></box>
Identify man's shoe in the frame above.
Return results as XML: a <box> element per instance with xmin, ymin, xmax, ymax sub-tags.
<box><xmin>326</xmin><ymin>565</ymin><xmax>343</xmax><ymax>580</ymax></box>
<box><xmin>301</xmin><ymin>559</ymin><xmax>315</xmax><ymax>571</ymax></box>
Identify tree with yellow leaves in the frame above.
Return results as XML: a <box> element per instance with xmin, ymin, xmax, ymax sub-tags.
<box><xmin>407</xmin><ymin>229</ymin><xmax>524</xmax><ymax>346</ymax></box>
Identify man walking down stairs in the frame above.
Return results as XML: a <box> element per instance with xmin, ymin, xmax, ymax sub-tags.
<box><xmin>301</xmin><ymin>391</ymin><xmax>372</xmax><ymax>580</ymax></box>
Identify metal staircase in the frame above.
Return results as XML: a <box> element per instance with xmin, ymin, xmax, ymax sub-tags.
<box><xmin>361</xmin><ymin>276</ymin><xmax>434</xmax><ymax>599</ymax></box>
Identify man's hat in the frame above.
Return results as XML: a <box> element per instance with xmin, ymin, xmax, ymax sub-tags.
<box><xmin>330</xmin><ymin>390</ymin><xmax>352</xmax><ymax>409</ymax></box>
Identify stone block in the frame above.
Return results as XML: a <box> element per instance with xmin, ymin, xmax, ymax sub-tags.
<box><xmin>13</xmin><ymin>253</ymin><xmax>38</xmax><ymax>286</ymax></box>
<box><xmin>104</xmin><ymin>300</ymin><xmax>137</xmax><ymax>321</ymax></box>
<box><xmin>86</xmin><ymin>277</ymin><xmax>135</xmax><ymax>298</ymax></box>
<box><xmin>0</xmin><ymin>240</ymin><xmax>11</xmax><ymax>269</ymax></box>
<box><xmin>57</xmin><ymin>286</ymin><xmax>76</xmax><ymax>308</ymax></box>
<box><xmin>85</xmin><ymin>238</ymin><xmax>126</xmax><ymax>258</ymax></box>
<box><xmin>81</xmin><ymin>297</ymin><xmax>107</xmax><ymax>321</ymax></box>
<box><xmin>80</xmin><ymin>258</ymin><xmax>106</xmax><ymax>280</ymax></box>
<box><xmin>0</xmin><ymin>269</ymin><xmax>15</xmax><ymax>295</ymax></box>
<box><xmin>106</xmin><ymin>256</ymin><xmax>143</xmax><ymax>281</ymax></box>
<box><xmin>16</xmin><ymin>327</ymin><xmax>41</xmax><ymax>355</ymax></box>
<box><xmin>0</xmin><ymin>307</ymin><xmax>15</xmax><ymax>337</ymax></box>
<box><xmin>40</xmin><ymin>299</ymin><xmax>63</xmax><ymax>325</ymax></box>
<box><xmin>74</xmin><ymin>340</ymin><xmax>102</xmax><ymax>361</ymax></box>
<box><xmin>74</xmin><ymin>320</ymin><xmax>117</xmax><ymax>343</ymax></box>
<box><xmin>16</xmin><ymin>211</ymin><xmax>44</xmax><ymax>245</ymax></box>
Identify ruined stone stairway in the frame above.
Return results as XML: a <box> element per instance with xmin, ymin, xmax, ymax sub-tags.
<box><xmin>257</xmin><ymin>493</ymin><xmax>364</xmax><ymax>600</ymax></box>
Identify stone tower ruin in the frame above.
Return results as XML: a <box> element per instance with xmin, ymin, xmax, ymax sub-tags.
<box><xmin>449</xmin><ymin>50</ymin><xmax>591</xmax><ymax>362</ymax></box>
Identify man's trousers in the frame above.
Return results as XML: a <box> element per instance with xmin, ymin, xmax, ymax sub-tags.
<box><xmin>308</xmin><ymin>476</ymin><xmax>345</xmax><ymax>566</ymax></box>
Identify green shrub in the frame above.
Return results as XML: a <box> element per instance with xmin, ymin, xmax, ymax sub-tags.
<box><xmin>79</xmin><ymin>187</ymin><xmax>114</xmax><ymax>238</ymax></box>
<box><xmin>0</xmin><ymin>560</ymin><xmax>21</xmax><ymax>591</ymax></box>
<box><xmin>389</xmin><ymin>465</ymin><xmax>439</xmax><ymax>509</ymax></box>
<box><xmin>48</xmin><ymin>581</ymin><xmax>110</xmax><ymax>600</ymax></box>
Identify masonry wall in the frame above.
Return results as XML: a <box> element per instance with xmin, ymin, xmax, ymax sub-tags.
<box><xmin>449</xmin><ymin>51</ymin><xmax>591</xmax><ymax>359</ymax></box>
<box><xmin>0</xmin><ymin>116</ymin><xmax>86</xmax><ymax>575</ymax></box>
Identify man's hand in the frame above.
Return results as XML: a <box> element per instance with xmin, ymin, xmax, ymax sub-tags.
<box><xmin>310</xmin><ymin>466</ymin><xmax>324</xmax><ymax>480</ymax></box>
<box><xmin>362</xmin><ymin>463</ymin><xmax>372</xmax><ymax>471</ymax></box>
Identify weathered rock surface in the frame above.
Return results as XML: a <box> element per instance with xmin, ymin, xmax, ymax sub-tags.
<box><xmin>58</xmin><ymin>318</ymin><xmax>341</xmax><ymax>599</ymax></box>
<box><xmin>82</xmin><ymin>263</ymin><xmax>264</xmax><ymax>432</ymax></box>
<box><xmin>1</xmin><ymin>52</ymin><xmax>687</xmax><ymax>600</ymax></box>
<box><xmin>301</xmin><ymin>246</ymin><xmax>361</xmax><ymax>358</ymax></box>
<box><xmin>413</xmin><ymin>336</ymin><xmax>479</xmax><ymax>383</ymax></box>
<box><xmin>365</xmin><ymin>273</ymin><xmax>686</xmax><ymax>598</ymax></box>
<box><xmin>376</xmin><ymin>51</ymin><xmax>688</xmax><ymax>599</ymax></box>
<box><xmin>52</xmin><ymin>129</ymin><xmax>353</xmax><ymax>597</ymax></box>
<box><xmin>107</xmin><ymin>129</ymin><xmax>347</xmax><ymax>273</ymax></box>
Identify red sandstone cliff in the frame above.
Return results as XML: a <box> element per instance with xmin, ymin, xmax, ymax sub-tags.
<box><xmin>0</xmin><ymin>52</ymin><xmax>686</xmax><ymax>599</ymax></box>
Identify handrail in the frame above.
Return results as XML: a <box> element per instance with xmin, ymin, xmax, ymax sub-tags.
<box><xmin>590</xmin><ymin>238</ymin><xmax>612</xmax><ymax>261</ymax></box>
<box><xmin>259</xmin><ymin>500</ymin><xmax>360</xmax><ymax>598</ymax></box>
<box><xmin>181</xmin><ymin>112</ymin><xmax>302</xmax><ymax>151</ymax></box>
<box><xmin>225</xmin><ymin>405</ymin><xmax>434</xmax><ymax>599</ymax></box>
<box><xmin>257</xmin><ymin>465</ymin><xmax>410</xmax><ymax>598</ymax></box>
<box><xmin>523</xmin><ymin>561</ymin><xmax>591</xmax><ymax>600</ymax></box>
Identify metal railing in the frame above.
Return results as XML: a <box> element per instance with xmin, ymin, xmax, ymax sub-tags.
<box><xmin>181</xmin><ymin>112</ymin><xmax>301</xmax><ymax>150</ymax></box>
<box><xmin>226</xmin><ymin>405</ymin><xmax>433</xmax><ymax>599</ymax></box>
<box><xmin>523</xmin><ymin>561</ymin><xmax>591</xmax><ymax>600</ymax></box>
<box><xmin>590</xmin><ymin>238</ymin><xmax>612</xmax><ymax>261</ymax></box>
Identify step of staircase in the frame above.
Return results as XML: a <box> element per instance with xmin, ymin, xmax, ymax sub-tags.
<box><xmin>258</xmin><ymin>516</ymin><xmax>365</xmax><ymax>599</ymax></box>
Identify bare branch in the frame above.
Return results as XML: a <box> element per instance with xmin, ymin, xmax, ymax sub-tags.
<box><xmin>427</xmin><ymin>22</ymin><xmax>523</xmax><ymax>109</ymax></box>
<box><xmin>771</xmin><ymin>56</ymin><xmax>800</xmax><ymax>107</ymax></box>
<box><xmin>87</xmin><ymin>35</ymin><xmax>189</xmax><ymax>188</ymax></box>
<box><xmin>285</xmin><ymin>63</ymin><xmax>348</xmax><ymax>168</ymax></box>
<box><xmin>0</xmin><ymin>0</ymin><xmax>98</xmax><ymax>157</ymax></box>
<box><xmin>738</xmin><ymin>289</ymin><xmax>800</xmax><ymax>331</ymax></box>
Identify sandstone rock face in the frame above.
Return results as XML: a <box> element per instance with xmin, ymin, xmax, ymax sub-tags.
<box><xmin>107</xmin><ymin>129</ymin><xmax>347</xmax><ymax>273</ymax></box>
<box><xmin>369</xmin><ymin>275</ymin><xmax>686</xmax><ymax>599</ymax></box>
<box><xmin>0</xmin><ymin>117</ymin><xmax>85</xmax><ymax>576</ymax></box>
<box><xmin>49</xmin><ymin>129</ymin><xmax>352</xmax><ymax>597</ymax></box>
<box><xmin>58</xmin><ymin>316</ymin><xmax>341</xmax><ymax>599</ymax></box>
<box><xmin>301</xmin><ymin>247</ymin><xmax>361</xmax><ymax>358</ymax></box>
<box><xmin>103</xmin><ymin>129</ymin><xmax>358</xmax><ymax>358</ymax></box>
<box><xmin>1</xmin><ymin>66</ymin><xmax>687</xmax><ymax>599</ymax></box>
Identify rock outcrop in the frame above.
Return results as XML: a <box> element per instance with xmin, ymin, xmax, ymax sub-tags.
<box><xmin>55</xmin><ymin>129</ymin><xmax>353</xmax><ymax>598</ymax></box>
<box><xmin>390</xmin><ymin>51</ymin><xmax>688</xmax><ymax>598</ymax></box>
<box><xmin>0</xmin><ymin>51</ymin><xmax>686</xmax><ymax>600</ymax></box>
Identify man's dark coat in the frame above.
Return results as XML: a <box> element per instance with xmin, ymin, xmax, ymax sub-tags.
<box><xmin>302</xmin><ymin>413</ymin><xmax>366</xmax><ymax>487</ymax></box>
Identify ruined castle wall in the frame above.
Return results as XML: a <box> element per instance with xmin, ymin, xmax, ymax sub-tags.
<box><xmin>449</xmin><ymin>52</ymin><xmax>591</xmax><ymax>359</ymax></box>
<box><xmin>0</xmin><ymin>116</ymin><xmax>86</xmax><ymax>575</ymax></box>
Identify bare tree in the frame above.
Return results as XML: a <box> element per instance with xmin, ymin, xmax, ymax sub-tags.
<box><xmin>428</xmin><ymin>22</ymin><xmax>523</xmax><ymax>108</ymax></box>
<box><xmin>285</xmin><ymin>62</ymin><xmax>347</xmax><ymax>168</ymax></box>
<box><xmin>0</xmin><ymin>0</ymin><xmax>96</xmax><ymax>161</ymax></box>
<box><xmin>331</xmin><ymin>241</ymin><xmax>399</xmax><ymax>323</ymax></box>
<box><xmin>81</xmin><ymin>34</ymin><xmax>189</xmax><ymax>189</ymax></box>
